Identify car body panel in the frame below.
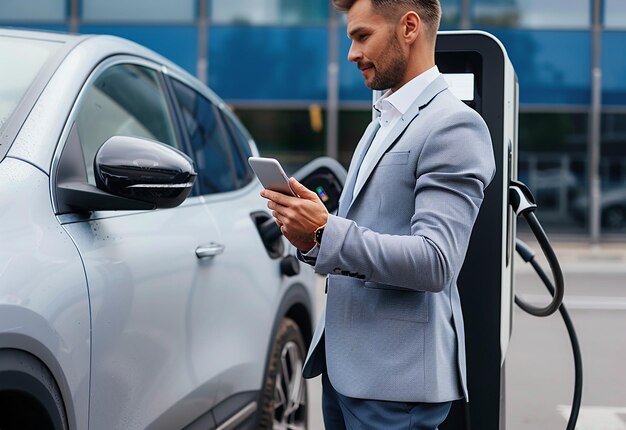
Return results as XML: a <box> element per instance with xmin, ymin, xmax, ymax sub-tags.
<box><xmin>0</xmin><ymin>157</ymin><xmax>90</xmax><ymax>430</ymax></box>
<box><xmin>60</xmin><ymin>183</ymin><xmax>306</xmax><ymax>429</ymax></box>
<box><xmin>195</xmin><ymin>189</ymin><xmax>295</xmax><ymax>402</ymax></box>
<box><xmin>61</xmin><ymin>196</ymin><xmax>223</xmax><ymax>429</ymax></box>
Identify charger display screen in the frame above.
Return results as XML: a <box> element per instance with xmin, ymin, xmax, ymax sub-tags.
<box><xmin>316</xmin><ymin>185</ymin><xmax>329</xmax><ymax>202</ymax></box>
<box><xmin>443</xmin><ymin>73</ymin><xmax>475</xmax><ymax>101</ymax></box>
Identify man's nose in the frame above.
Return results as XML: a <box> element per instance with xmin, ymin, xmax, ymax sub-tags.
<box><xmin>347</xmin><ymin>42</ymin><xmax>361</xmax><ymax>63</ymax></box>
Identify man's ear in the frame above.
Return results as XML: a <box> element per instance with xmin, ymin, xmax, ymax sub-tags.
<box><xmin>401</xmin><ymin>11</ymin><xmax>421</xmax><ymax>44</ymax></box>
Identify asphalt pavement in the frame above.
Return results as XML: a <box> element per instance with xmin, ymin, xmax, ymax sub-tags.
<box><xmin>507</xmin><ymin>237</ymin><xmax>626</xmax><ymax>430</ymax></box>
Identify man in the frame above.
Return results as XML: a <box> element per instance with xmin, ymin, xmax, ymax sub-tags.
<box><xmin>261</xmin><ymin>0</ymin><xmax>495</xmax><ymax>427</ymax></box>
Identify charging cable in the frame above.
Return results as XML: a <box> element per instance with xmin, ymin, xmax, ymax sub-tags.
<box><xmin>509</xmin><ymin>180</ymin><xmax>583</xmax><ymax>430</ymax></box>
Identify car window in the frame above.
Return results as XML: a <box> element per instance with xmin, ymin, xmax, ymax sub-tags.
<box><xmin>170</xmin><ymin>79</ymin><xmax>238</xmax><ymax>195</ymax></box>
<box><xmin>221</xmin><ymin>112</ymin><xmax>255</xmax><ymax>186</ymax></box>
<box><xmin>74</xmin><ymin>63</ymin><xmax>177</xmax><ymax>184</ymax></box>
<box><xmin>0</xmin><ymin>36</ymin><xmax>61</xmax><ymax>133</ymax></box>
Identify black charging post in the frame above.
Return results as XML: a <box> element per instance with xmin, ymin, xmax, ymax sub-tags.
<box><xmin>434</xmin><ymin>31</ymin><xmax>518</xmax><ymax>430</ymax></box>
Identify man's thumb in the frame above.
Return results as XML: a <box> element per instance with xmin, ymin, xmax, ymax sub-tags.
<box><xmin>289</xmin><ymin>177</ymin><xmax>316</xmax><ymax>199</ymax></box>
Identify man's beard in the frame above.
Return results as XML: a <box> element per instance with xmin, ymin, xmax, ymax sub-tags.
<box><xmin>368</xmin><ymin>34</ymin><xmax>407</xmax><ymax>90</ymax></box>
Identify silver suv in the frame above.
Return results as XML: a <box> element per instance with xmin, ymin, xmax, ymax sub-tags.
<box><xmin>0</xmin><ymin>28</ymin><xmax>343</xmax><ymax>430</ymax></box>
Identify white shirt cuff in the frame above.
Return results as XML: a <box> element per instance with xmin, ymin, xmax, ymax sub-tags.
<box><xmin>302</xmin><ymin>244</ymin><xmax>320</xmax><ymax>258</ymax></box>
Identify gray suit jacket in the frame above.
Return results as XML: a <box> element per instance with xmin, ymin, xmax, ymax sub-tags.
<box><xmin>301</xmin><ymin>75</ymin><xmax>495</xmax><ymax>403</ymax></box>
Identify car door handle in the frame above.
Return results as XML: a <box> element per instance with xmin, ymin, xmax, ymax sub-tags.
<box><xmin>195</xmin><ymin>243</ymin><xmax>225</xmax><ymax>259</ymax></box>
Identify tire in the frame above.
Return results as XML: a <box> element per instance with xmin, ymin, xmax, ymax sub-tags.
<box><xmin>258</xmin><ymin>318</ymin><xmax>308</xmax><ymax>430</ymax></box>
<box><xmin>0</xmin><ymin>349</ymin><xmax>68</xmax><ymax>430</ymax></box>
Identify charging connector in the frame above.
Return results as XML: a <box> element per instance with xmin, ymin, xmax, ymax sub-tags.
<box><xmin>510</xmin><ymin>181</ymin><xmax>583</xmax><ymax>430</ymax></box>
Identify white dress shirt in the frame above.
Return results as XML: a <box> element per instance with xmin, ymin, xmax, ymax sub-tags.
<box><xmin>352</xmin><ymin>66</ymin><xmax>441</xmax><ymax>201</ymax></box>
<box><xmin>304</xmin><ymin>66</ymin><xmax>441</xmax><ymax>257</ymax></box>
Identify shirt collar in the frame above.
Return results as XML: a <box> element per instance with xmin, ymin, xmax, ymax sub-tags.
<box><xmin>373</xmin><ymin>65</ymin><xmax>440</xmax><ymax>116</ymax></box>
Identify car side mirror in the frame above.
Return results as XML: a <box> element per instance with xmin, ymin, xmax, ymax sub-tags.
<box><xmin>55</xmin><ymin>128</ymin><xmax>196</xmax><ymax>213</ymax></box>
<box><xmin>94</xmin><ymin>136</ymin><xmax>196</xmax><ymax>209</ymax></box>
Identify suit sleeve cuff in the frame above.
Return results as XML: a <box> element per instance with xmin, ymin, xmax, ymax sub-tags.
<box><xmin>313</xmin><ymin>214</ymin><xmax>353</xmax><ymax>275</ymax></box>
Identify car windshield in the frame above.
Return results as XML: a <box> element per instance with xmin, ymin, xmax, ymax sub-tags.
<box><xmin>0</xmin><ymin>36</ymin><xmax>61</xmax><ymax>133</ymax></box>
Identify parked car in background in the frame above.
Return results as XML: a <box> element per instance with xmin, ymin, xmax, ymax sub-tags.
<box><xmin>0</xmin><ymin>28</ymin><xmax>344</xmax><ymax>430</ymax></box>
<box><xmin>571</xmin><ymin>184</ymin><xmax>626</xmax><ymax>230</ymax></box>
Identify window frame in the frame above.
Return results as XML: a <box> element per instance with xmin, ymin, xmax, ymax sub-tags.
<box><xmin>50</xmin><ymin>55</ymin><xmax>187</xmax><ymax>214</ymax></box>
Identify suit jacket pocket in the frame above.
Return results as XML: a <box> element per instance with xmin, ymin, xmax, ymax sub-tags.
<box><xmin>378</xmin><ymin>150</ymin><xmax>410</xmax><ymax>166</ymax></box>
<box><xmin>364</xmin><ymin>282</ymin><xmax>428</xmax><ymax>322</ymax></box>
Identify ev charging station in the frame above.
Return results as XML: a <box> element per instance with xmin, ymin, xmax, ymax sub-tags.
<box><xmin>435</xmin><ymin>31</ymin><xmax>518</xmax><ymax>430</ymax></box>
<box><xmin>415</xmin><ymin>31</ymin><xmax>575</xmax><ymax>430</ymax></box>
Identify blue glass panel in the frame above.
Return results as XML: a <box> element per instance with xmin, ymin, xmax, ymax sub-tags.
<box><xmin>602</xmin><ymin>32</ymin><xmax>626</xmax><ymax>106</ymax></box>
<box><xmin>211</xmin><ymin>0</ymin><xmax>327</xmax><ymax>24</ymax></box>
<box><xmin>79</xmin><ymin>26</ymin><xmax>198</xmax><ymax>75</ymax></box>
<box><xmin>338</xmin><ymin>27</ymin><xmax>370</xmax><ymax>102</ymax></box>
<box><xmin>82</xmin><ymin>0</ymin><xmax>195</xmax><ymax>23</ymax></box>
<box><xmin>340</xmin><ymin>29</ymin><xmax>592</xmax><ymax>105</ymax></box>
<box><xmin>208</xmin><ymin>27</ymin><xmax>327</xmax><ymax>101</ymax></box>
<box><xmin>0</xmin><ymin>0</ymin><xmax>65</xmax><ymax>22</ymax></box>
<box><xmin>489</xmin><ymin>30</ymin><xmax>591</xmax><ymax>105</ymax></box>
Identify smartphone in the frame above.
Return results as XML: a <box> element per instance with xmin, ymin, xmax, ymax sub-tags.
<box><xmin>248</xmin><ymin>157</ymin><xmax>297</xmax><ymax>196</ymax></box>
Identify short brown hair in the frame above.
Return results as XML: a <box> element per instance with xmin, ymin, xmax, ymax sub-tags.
<box><xmin>333</xmin><ymin>0</ymin><xmax>441</xmax><ymax>39</ymax></box>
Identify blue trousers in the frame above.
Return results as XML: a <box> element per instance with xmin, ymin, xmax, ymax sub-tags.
<box><xmin>322</xmin><ymin>373</ymin><xmax>452</xmax><ymax>430</ymax></box>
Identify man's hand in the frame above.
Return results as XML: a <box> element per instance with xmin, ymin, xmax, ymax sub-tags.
<box><xmin>261</xmin><ymin>177</ymin><xmax>329</xmax><ymax>252</ymax></box>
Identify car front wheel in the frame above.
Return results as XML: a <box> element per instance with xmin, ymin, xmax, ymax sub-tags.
<box><xmin>259</xmin><ymin>318</ymin><xmax>308</xmax><ymax>430</ymax></box>
<box><xmin>0</xmin><ymin>350</ymin><xmax>68</xmax><ymax>430</ymax></box>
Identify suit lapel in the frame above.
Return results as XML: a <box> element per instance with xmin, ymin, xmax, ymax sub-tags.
<box><xmin>338</xmin><ymin>121</ymin><xmax>380</xmax><ymax>218</ymax></box>
<box><xmin>348</xmin><ymin>75</ymin><xmax>449</xmax><ymax>209</ymax></box>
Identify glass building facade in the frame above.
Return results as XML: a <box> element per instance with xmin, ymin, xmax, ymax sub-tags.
<box><xmin>2</xmin><ymin>0</ymin><xmax>625</xmax><ymax>240</ymax></box>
